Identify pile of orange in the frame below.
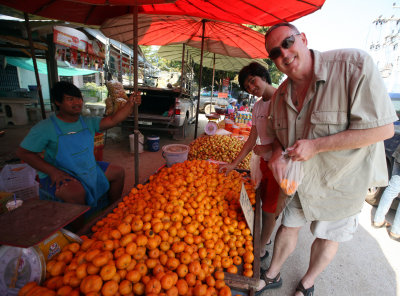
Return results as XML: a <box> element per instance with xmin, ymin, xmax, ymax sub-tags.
<box><xmin>188</xmin><ymin>135</ymin><xmax>251</xmax><ymax>170</ymax></box>
<box><xmin>19</xmin><ymin>160</ymin><xmax>256</xmax><ymax>296</ymax></box>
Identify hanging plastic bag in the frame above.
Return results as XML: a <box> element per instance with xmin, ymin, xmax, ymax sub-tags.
<box><xmin>274</xmin><ymin>150</ymin><xmax>304</xmax><ymax>196</ymax></box>
<box><xmin>250</xmin><ymin>153</ymin><xmax>262</xmax><ymax>189</ymax></box>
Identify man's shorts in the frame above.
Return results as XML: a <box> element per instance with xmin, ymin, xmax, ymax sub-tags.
<box><xmin>39</xmin><ymin>161</ymin><xmax>109</xmax><ymax>200</ymax></box>
<box><xmin>259</xmin><ymin>158</ymin><xmax>280</xmax><ymax>213</ymax></box>
<box><xmin>282</xmin><ymin>194</ymin><xmax>359</xmax><ymax>242</ymax></box>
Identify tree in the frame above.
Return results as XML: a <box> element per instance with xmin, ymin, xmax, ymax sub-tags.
<box><xmin>247</xmin><ymin>25</ymin><xmax>285</xmax><ymax>85</ymax></box>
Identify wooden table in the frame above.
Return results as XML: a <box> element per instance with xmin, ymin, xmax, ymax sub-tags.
<box><xmin>0</xmin><ymin>199</ymin><xmax>89</xmax><ymax>248</ymax></box>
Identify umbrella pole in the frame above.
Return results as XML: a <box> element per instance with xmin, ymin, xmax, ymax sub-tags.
<box><xmin>194</xmin><ymin>20</ymin><xmax>206</xmax><ymax>139</ymax></box>
<box><xmin>133</xmin><ymin>6</ymin><xmax>139</xmax><ymax>186</ymax></box>
<box><xmin>180</xmin><ymin>44</ymin><xmax>185</xmax><ymax>90</ymax></box>
<box><xmin>210</xmin><ymin>53</ymin><xmax>216</xmax><ymax>110</ymax></box>
<box><xmin>24</xmin><ymin>13</ymin><xmax>46</xmax><ymax>120</ymax></box>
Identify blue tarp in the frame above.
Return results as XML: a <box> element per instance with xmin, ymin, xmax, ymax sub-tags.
<box><xmin>6</xmin><ymin>57</ymin><xmax>99</xmax><ymax>76</ymax></box>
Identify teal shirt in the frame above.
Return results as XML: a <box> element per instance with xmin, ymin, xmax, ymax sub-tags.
<box><xmin>20</xmin><ymin>116</ymin><xmax>102</xmax><ymax>178</ymax></box>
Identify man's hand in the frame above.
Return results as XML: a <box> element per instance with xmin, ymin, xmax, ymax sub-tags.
<box><xmin>49</xmin><ymin>169</ymin><xmax>79</xmax><ymax>191</ymax></box>
<box><xmin>286</xmin><ymin>139</ymin><xmax>318</xmax><ymax>161</ymax></box>
<box><xmin>129</xmin><ymin>91</ymin><xmax>141</xmax><ymax>106</ymax></box>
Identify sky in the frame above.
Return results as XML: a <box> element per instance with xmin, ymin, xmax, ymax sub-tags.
<box><xmin>292</xmin><ymin>0</ymin><xmax>400</xmax><ymax>52</ymax></box>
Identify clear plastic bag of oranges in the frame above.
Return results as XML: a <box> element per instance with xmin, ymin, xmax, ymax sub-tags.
<box><xmin>276</xmin><ymin>151</ymin><xmax>304</xmax><ymax>196</ymax></box>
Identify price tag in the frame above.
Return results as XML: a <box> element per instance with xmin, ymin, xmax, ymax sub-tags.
<box><xmin>239</xmin><ymin>182</ymin><xmax>254</xmax><ymax>236</ymax></box>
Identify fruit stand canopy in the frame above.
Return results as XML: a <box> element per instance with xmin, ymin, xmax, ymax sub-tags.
<box><xmin>6</xmin><ymin>56</ymin><xmax>99</xmax><ymax>76</ymax></box>
<box><xmin>0</xmin><ymin>0</ymin><xmax>326</xmax><ymax>27</ymax></box>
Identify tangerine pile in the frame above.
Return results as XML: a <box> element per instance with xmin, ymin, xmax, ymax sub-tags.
<box><xmin>19</xmin><ymin>160</ymin><xmax>256</xmax><ymax>296</ymax></box>
<box><xmin>188</xmin><ymin>135</ymin><xmax>251</xmax><ymax>170</ymax></box>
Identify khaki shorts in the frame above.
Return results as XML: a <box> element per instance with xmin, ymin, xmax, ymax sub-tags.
<box><xmin>281</xmin><ymin>194</ymin><xmax>359</xmax><ymax>242</ymax></box>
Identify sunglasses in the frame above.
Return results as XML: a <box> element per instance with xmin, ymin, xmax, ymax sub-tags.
<box><xmin>268</xmin><ymin>33</ymin><xmax>301</xmax><ymax>60</ymax></box>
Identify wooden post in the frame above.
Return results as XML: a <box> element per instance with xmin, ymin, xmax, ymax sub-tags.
<box><xmin>24</xmin><ymin>13</ymin><xmax>46</xmax><ymax>119</ymax></box>
<box><xmin>133</xmin><ymin>6</ymin><xmax>139</xmax><ymax>186</ymax></box>
<box><xmin>194</xmin><ymin>20</ymin><xmax>206</xmax><ymax>139</ymax></box>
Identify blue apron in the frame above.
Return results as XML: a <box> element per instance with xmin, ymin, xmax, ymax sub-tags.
<box><xmin>50</xmin><ymin>116</ymin><xmax>109</xmax><ymax>207</ymax></box>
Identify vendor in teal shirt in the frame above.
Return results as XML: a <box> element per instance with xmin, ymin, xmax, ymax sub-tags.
<box><xmin>17</xmin><ymin>81</ymin><xmax>140</xmax><ymax>227</ymax></box>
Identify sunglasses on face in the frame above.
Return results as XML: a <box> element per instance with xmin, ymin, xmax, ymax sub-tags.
<box><xmin>268</xmin><ymin>33</ymin><xmax>301</xmax><ymax>60</ymax></box>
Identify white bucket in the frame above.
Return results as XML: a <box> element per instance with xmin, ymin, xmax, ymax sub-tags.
<box><xmin>129</xmin><ymin>133</ymin><xmax>144</xmax><ymax>153</ymax></box>
<box><xmin>162</xmin><ymin>144</ymin><xmax>190</xmax><ymax>167</ymax></box>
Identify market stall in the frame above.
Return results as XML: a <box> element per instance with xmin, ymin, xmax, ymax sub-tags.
<box><xmin>4</xmin><ymin>159</ymin><xmax>261</xmax><ymax>295</ymax></box>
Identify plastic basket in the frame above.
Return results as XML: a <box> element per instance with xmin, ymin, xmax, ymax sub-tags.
<box><xmin>13</xmin><ymin>181</ymin><xmax>39</xmax><ymax>200</ymax></box>
<box><xmin>0</xmin><ymin>164</ymin><xmax>37</xmax><ymax>192</ymax></box>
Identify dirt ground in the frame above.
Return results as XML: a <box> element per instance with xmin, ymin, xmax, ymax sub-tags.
<box><xmin>1</xmin><ymin>115</ymin><xmax>399</xmax><ymax>295</ymax></box>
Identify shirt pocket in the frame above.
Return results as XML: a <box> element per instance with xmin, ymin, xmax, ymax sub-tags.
<box><xmin>310</xmin><ymin>111</ymin><xmax>348</xmax><ymax>137</ymax></box>
<box><xmin>272</xmin><ymin>117</ymin><xmax>289</xmax><ymax>146</ymax></box>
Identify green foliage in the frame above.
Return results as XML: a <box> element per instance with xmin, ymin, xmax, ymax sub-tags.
<box><xmin>245</xmin><ymin>25</ymin><xmax>285</xmax><ymax>85</ymax></box>
<box><xmin>81</xmin><ymin>82</ymin><xmax>108</xmax><ymax>101</ymax></box>
<box><xmin>192</xmin><ymin>64</ymin><xmax>237</xmax><ymax>92</ymax></box>
<box><xmin>141</xmin><ymin>46</ymin><xmax>181</xmax><ymax>72</ymax></box>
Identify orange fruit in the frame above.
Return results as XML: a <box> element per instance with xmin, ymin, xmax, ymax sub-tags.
<box><xmin>193</xmin><ymin>284</ymin><xmax>207</xmax><ymax>296</ymax></box>
<box><xmin>218</xmin><ymin>285</ymin><xmax>232</xmax><ymax>296</ymax></box>
<box><xmin>188</xmin><ymin>261</ymin><xmax>201</xmax><ymax>275</ymax></box>
<box><xmin>126</xmin><ymin>269</ymin><xmax>141</xmax><ymax>283</ymax></box>
<box><xmin>214</xmin><ymin>270</ymin><xmax>224</xmax><ymax>280</ymax></box>
<box><xmin>117</xmin><ymin>222</ymin><xmax>132</xmax><ymax>235</ymax></box>
<box><xmin>79</xmin><ymin>275</ymin><xmax>102</xmax><ymax>294</ymax></box>
<box><xmin>145</xmin><ymin>278</ymin><xmax>162</xmax><ymax>294</ymax></box>
<box><xmin>176</xmin><ymin>264</ymin><xmax>188</xmax><ymax>278</ymax></box>
<box><xmin>101</xmin><ymin>280</ymin><xmax>118</xmax><ymax>296</ymax></box>
<box><xmin>132</xmin><ymin>282</ymin><xmax>145</xmax><ymax>295</ymax></box>
<box><xmin>176</xmin><ymin>279</ymin><xmax>189</xmax><ymax>295</ymax></box>
<box><xmin>160</xmin><ymin>273</ymin><xmax>175</xmax><ymax>290</ymax></box>
<box><xmin>243</xmin><ymin>251</ymin><xmax>254</xmax><ymax>264</ymax></box>
<box><xmin>119</xmin><ymin>279</ymin><xmax>133</xmax><ymax>295</ymax></box>
<box><xmin>185</xmin><ymin>273</ymin><xmax>196</xmax><ymax>287</ymax></box>
<box><xmin>100</xmin><ymin>264</ymin><xmax>117</xmax><ymax>281</ymax></box>
<box><xmin>116</xmin><ymin>253</ymin><xmax>132</xmax><ymax>269</ymax></box>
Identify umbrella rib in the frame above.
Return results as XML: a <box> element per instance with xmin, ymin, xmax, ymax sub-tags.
<box><xmin>34</xmin><ymin>0</ymin><xmax>56</xmax><ymax>15</ymax></box>
<box><xmin>206</xmin><ymin>0</ymin><xmax>279</xmax><ymax>25</ymax></box>
<box><xmin>208</xmin><ymin>22</ymin><xmax>267</xmax><ymax>58</ymax></box>
<box><xmin>85</xmin><ymin>6</ymin><xmax>96</xmax><ymax>24</ymax></box>
<box><xmin>296</xmin><ymin>0</ymin><xmax>323</xmax><ymax>9</ymax></box>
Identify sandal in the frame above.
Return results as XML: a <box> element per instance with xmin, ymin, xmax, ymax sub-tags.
<box><xmin>295</xmin><ymin>281</ymin><xmax>314</xmax><ymax>296</ymax></box>
<box><xmin>255</xmin><ymin>271</ymin><xmax>282</xmax><ymax>295</ymax></box>
<box><xmin>372</xmin><ymin>220</ymin><xmax>390</xmax><ymax>229</ymax></box>
<box><xmin>389</xmin><ymin>231</ymin><xmax>400</xmax><ymax>241</ymax></box>
<box><xmin>260</xmin><ymin>250</ymin><xmax>269</xmax><ymax>261</ymax></box>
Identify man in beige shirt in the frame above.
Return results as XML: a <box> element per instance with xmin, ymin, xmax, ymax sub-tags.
<box><xmin>256</xmin><ymin>23</ymin><xmax>398</xmax><ymax>296</ymax></box>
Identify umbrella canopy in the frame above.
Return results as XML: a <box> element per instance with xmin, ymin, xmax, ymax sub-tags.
<box><xmin>0</xmin><ymin>0</ymin><xmax>325</xmax><ymax>27</ymax></box>
<box><xmin>101</xmin><ymin>14</ymin><xmax>268</xmax><ymax>59</ymax></box>
<box><xmin>157</xmin><ymin>44</ymin><xmax>269</xmax><ymax>72</ymax></box>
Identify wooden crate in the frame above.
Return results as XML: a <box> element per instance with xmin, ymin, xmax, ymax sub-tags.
<box><xmin>224</xmin><ymin>185</ymin><xmax>261</xmax><ymax>296</ymax></box>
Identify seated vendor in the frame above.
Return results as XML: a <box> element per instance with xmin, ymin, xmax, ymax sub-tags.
<box><xmin>16</xmin><ymin>81</ymin><xmax>140</xmax><ymax>218</ymax></box>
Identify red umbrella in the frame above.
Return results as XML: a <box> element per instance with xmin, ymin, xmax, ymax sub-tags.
<box><xmin>101</xmin><ymin>14</ymin><xmax>268</xmax><ymax>59</ymax></box>
<box><xmin>0</xmin><ymin>0</ymin><xmax>325</xmax><ymax>26</ymax></box>
<box><xmin>0</xmin><ymin>0</ymin><xmax>325</xmax><ymax>184</ymax></box>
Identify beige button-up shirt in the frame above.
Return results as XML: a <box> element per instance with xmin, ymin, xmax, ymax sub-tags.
<box><xmin>268</xmin><ymin>49</ymin><xmax>398</xmax><ymax>221</ymax></box>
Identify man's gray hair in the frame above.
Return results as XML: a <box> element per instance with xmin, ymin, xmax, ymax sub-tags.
<box><xmin>265</xmin><ymin>22</ymin><xmax>300</xmax><ymax>41</ymax></box>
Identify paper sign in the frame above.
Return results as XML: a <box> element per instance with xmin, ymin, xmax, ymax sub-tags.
<box><xmin>239</xmin><ymin>182</ymin><xmax>254</xmax><ymax>236</ymax></box>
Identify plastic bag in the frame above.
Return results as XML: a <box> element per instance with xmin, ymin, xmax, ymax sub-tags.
<box><xmin>275</xmin><ymin>151</ymin><xmax>304</xmax><ymax>196</ymax></box>
<box><xmin>250</xmin><ymin>153</ymin><xmax>262</xmax><ymax>189</ymax></box>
